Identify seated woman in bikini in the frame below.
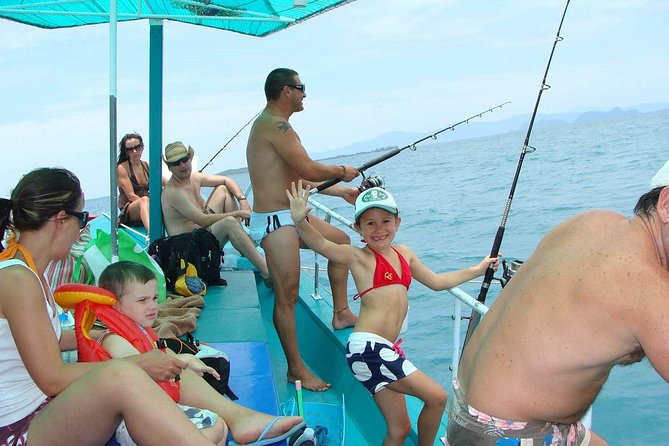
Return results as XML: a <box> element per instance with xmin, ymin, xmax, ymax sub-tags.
<box><xmin>117</xmin><ymin>132</ymin><xmax>166</xmax><ymax>231</ymax></box>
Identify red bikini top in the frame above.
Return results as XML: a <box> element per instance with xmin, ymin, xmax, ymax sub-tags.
<box><xmin>354</xmin><ymin>246</ymin><xmax>412</xmax><ymax>299</ymax></box>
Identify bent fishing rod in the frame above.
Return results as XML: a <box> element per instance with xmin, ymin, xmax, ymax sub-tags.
<box><xmin>461</xmin><ymin>0</ymin><xmax>572</xmax><ymax>351</ymax></box>
<box><xmin>199</xmin><ymin>109</ymin><xmax>262</xmax><ymax>173</ymax></box>
<box><xmin>314</xmin><ymin>102</ymin><xmax>511</xmax><ymax>193</ymax></box>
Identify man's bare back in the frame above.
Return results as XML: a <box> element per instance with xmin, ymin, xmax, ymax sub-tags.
<box><xmin>459</xmin><ymin>209</ymin><xmax>662</xmax><ymax>424</ymax></box>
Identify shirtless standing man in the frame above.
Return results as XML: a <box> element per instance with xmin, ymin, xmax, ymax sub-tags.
<box><xmin>449</xmin><ymin>160</ymin><xmax>669</xmax><ymax>445</ymax></box>
<box><xmin>246</xmin><ymin>68</ymin><xmax>359</xmax><ymax>391</ymax></box>
<box><xmin>161</xmin><ymin>142</ymin><xmax>271</xmax><ymax>283</ymax></box>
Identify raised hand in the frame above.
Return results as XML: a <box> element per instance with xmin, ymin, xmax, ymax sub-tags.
<box><xmin>286</xmin><ymin>180</ymin><xmax>313</xmax><ymax>223</ymax></box>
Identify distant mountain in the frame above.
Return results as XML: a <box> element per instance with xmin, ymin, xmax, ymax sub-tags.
<box><xmin>316</xmin><ymin>131</ymin><xmax>423</xmax><ymax>159</ymax></box>
<box><xmin>314</xmin><ymin>103</ymin><xmax>669</xmax><ymax>161</ymax></box>
<box><xmin>575</xmin><ymin>107</ymin><xmax>640</xmax><ymax>123</ymax></box>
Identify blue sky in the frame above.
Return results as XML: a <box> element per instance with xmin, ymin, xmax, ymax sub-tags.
<box><xmin>1</xmin><ymin>0</ymin><xmax>668</xmax><ymax>199</ymax></box>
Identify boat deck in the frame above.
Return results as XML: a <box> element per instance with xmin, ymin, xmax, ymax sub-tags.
<box><xmin>194</xmin><ymin>269</ymin><xmax>447</xmax><ymax>445</ymax></box>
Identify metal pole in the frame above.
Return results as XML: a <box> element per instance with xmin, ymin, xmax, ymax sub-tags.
<box><xmin>109</xmin><ymin>0</ymin><xmax>118</xmax><ymax>262</ymax></box>
<box><xmin>148</xmin><ymin>19</ymin><xmax>164</xmax><ymax>244</ymax></box>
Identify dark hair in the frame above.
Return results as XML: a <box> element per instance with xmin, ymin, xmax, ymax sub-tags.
<box><xmin>0</xmin><ymin>168</ymin><xmax>82</xmax><ymax>252</ymax></box>
<box><xmin>634</xmin><ymin>186</ymin><xmax>662</xmax><ymax>217</ymax></box>
<box><xmin>264</xmin><ymin>68</ymin><xmax>299</xmax><ymax>101</ymax></box>
<box><xmin>98</xmin><ymin>260</ymin><xmax>157</xmax><ymax>299</ymax></box>
<box><xmin>117</xmin><ymin>133</ymin><xmax>144</xmax><ymax>165</ymax></box>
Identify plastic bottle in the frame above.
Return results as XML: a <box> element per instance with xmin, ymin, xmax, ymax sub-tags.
<box><xmin>59</xmin><ymin>311</ymin><xmax>75</xmax><ymax>331</ymax></box>
<box><xmin>59</xmin><ymin>311</ymin><xmax>77</xmax><ymax>363</ymax></box>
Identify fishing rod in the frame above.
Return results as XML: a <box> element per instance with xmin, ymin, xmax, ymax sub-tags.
<box><xmin>199</xmin><ymin>109</ymin><xmax>262</xmax><ymax>173</ymax></box>
<box><xmin>461</xmin><ymin>0</ymin><xmax>572</xmax><ymax>350</ymax></box>
<box><xmin>314</xmin><ymin>102</ymin><xmax>511</xmax><ymax>193</ymax></box>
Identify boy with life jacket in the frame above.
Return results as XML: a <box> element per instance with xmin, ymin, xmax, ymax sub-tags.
<box><xmin>287</xmin><ymin>181</ymin><xmax>499</xmax><ymax>446</ymax></box>
<box><xmin>93</xmin><ymin>261</ymin><xmax>224</xmax><ymax>445</ymax></box>
<box><xmin>57</xmin><ymin>261</ymin><xmax>305</xmax><ymax>446</ymax></box>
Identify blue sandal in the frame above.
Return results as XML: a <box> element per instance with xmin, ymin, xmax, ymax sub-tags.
<box><xmin>228</xmin><ymin>418</ymin><xmax>307</xmax><ymax>446</ymax></box>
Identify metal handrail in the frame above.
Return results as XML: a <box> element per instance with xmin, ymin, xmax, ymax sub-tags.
<box><xmin>307</xmin><ymin>197</ymin><xmax>355</xmax><ymax>230</ymax></box>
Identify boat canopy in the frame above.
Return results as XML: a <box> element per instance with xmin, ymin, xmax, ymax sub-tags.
<box><xmin>0</xmin><ymin>0</ymin><xmax>355</xmax><ymax>36</ymax></box>
<box><xmin>1</xmin><ymin>0</ymin><xmax>356</xmax><ymax>253</ymax></box>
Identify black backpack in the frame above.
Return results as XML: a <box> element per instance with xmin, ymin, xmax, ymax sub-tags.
<box><xmin>148</xmin><ymin>228</ymin><xmax>227</xmax><ymax>290</ymax></box>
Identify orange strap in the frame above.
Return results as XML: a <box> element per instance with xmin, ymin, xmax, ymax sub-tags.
<box><xmin>0</xmin><ymin>240</ymin><xmax>39</xmax><ymax>274</ymax></box>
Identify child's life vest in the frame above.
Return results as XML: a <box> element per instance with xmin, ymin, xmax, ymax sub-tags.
<box><xmin>55</xmin><ymin>283</ymin><xmax>180</xmax><ymax>402</ymax></box>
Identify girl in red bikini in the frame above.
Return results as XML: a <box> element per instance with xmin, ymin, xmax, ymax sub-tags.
<box><xmin>287</xmin><ymin>180</ymin><xmax>499</xmax><ymax>446</ymax></box>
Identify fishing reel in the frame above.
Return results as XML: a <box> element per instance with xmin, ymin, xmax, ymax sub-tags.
<box><xmin>358</xmin><ymin>173</ymin><xmax>385</xmax><ymax>192</ymax></box>
<box><xmin>496</xmin><ymin>258</ymin><xmax>524</xmax><ymax>288</ymax></box>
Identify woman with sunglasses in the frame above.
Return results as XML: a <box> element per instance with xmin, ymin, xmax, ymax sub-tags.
<box><xmin>117</xmin><ymin>132</ymin><xmax>165</xmax><ymax>231</ymax></box>
<box><xmin>0</xmin><ymin>167</ymin><xmax>218</xmax><ymax>446</ymax></box>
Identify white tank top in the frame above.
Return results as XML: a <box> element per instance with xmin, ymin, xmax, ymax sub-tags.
<box><xmin>0</xmin><ymin>259</ymin><xmax>60</xmax><ymax>426</ymax></box>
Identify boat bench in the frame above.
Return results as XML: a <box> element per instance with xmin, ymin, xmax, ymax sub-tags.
<box><xmin>193</xmin><ymin>270</ymin><xmax>282</xmax><ymax>418</ymax></box>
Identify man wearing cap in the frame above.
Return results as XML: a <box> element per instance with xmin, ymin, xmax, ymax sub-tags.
<box><xmin>246</xmin><ymin>68</ymin><xmax>360</xmax><ymax>391</ymax></box>
<box><xmin>161</xmin><ymin>141</ymin><xmax>271</xmax><ymax>283</ymax></box>
<box><xmin>448</xmin><ymin>160</ymin><xmax>669</xmax><ymax>445</ymax></box>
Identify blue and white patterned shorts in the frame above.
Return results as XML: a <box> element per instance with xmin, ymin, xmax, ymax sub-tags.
<box><xmin>346</xmin><ymin>331</ymin><xmax>417</xmax><ymax>395</ymax></box>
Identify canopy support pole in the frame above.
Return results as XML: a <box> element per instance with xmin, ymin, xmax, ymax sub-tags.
<box><xmin>109</xmin><ymin>0</ymin><xmax>119</xmax><ymax>261</ymax></box>
<box><xmin>149</xmin><ymin>18</ymin><xmax>164</xmax><ymax>244</ymax></box>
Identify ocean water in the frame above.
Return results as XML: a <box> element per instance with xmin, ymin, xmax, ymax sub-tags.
<box><xmin>88</xmin><ymin>109</ymin><xmax>669</xmax><ymax>444</ymax></box>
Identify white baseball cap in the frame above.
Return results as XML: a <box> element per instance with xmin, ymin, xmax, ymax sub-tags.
<box><xmin>650</xmin><ymin>159</ymin><xmax>669</xmax><ymax>189</ymax></box>
<box><xmin>354</xmin><ymin>187</ymin><xmax>399</xmax><ymax>221</ymax></box>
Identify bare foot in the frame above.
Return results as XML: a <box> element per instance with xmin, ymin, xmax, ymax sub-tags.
<box><xmin>287</xmin><ymin>368</ymin><xmax>331</xmax><ymax>391</ymax></box>
<box><xmin>262</xmin><ymin>275</ymin><xmax>273</xmax><ymax>288</ymax></box>
<box><xmin>332</xmin><ymin>307</ymin><xmax>357</xmax><ymax>330</ymax></box>
<box><xmin>229</xmin><ymin>411</ymin><xmax>304</xmax><ymax>445</ymax></box>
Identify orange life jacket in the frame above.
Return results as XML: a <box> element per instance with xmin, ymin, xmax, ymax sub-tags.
<box><xmin>55</xmin><ymin>284</ymin><xmax>180</xmax><ymax>402</ymax></box>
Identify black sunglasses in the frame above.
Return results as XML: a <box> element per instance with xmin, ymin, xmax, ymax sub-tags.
<box><xmin>125</xmin><ymin>143</ymin><xmax>143</xmax><ymax>153</ymax></box>
<box><xmin>166</xmin><ymin>155</ymin><xmax>191</xmax><ymax>167</ymax></box>
<box><xmin>286</xmin><ymin>83</ymin><xmax>306</xmax><ymax>93</ymax></box>
<box><xmin>65</xmin><ymin>209</ymin><xmax>90</xmax><ymax>229</ymax></box>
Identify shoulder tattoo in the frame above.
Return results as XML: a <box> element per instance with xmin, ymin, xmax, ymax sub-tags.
<box><xmin>276</xmin><ymin>120</ymin><xmax>291</xmax><ymax>133</ymax></box>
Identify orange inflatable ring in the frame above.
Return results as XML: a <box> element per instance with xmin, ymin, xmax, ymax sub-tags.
<box><xmin>54</xmin><ymin>283</ymin><xmax>117</xmax><ymax>310</ymax></box>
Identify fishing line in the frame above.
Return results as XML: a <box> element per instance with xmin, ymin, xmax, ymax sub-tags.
<box><xmin>462</xmin><ymin>0</ymin><xmax>572</xmax><ymax>350</ymax></box>
<box><xmin>314</xmin><ymin>102</ymin><xmax>511</xmax><ymax>193</ymax></box>
<box><xmin>199</xmin><ymin>109</ymin><xmax>262</xmax><ymax>173</ymax></box>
